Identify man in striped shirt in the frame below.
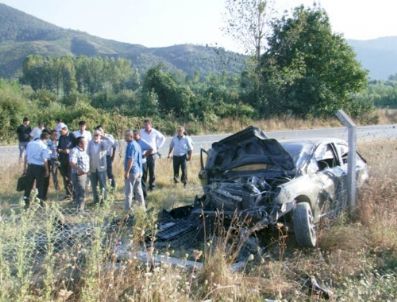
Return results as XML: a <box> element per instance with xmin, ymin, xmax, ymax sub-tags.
<box><xmin>70</xmin><ymin>137</ymin><xmax>89</xmax><ymax>211</ymax></box>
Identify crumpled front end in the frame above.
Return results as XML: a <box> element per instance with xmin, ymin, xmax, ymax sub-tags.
<box><xmin>201</xmin><ymin>173</ymin><xmax>297</xmax><ymax>225</ymax></box>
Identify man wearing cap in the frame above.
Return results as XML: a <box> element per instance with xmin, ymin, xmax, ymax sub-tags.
<box><xmin>55</xmin><ymin>118</ymin><xmax>67</xmax><ymax>140</ymax></box>
<box><xmin>23</xmin><ymin>132</ymin><xmax>51</xmax><ymax>208</ymax></box>
<box><xmin>16</xmin><ymin>117</ymin><xmax>31</xmax><ymax>162</ymax></box>
<box><xmin>124</xmin><ymin>129</ymin><xmax>145</xmax><ymax>211</ymax></box>
<box><xmin>167</xmin><ymin>126</ymin><xmax>193</xmax><ymax>187</ymax></box>
<box><xmin>58</xmin><ymin>125</ymin><xmax>74</xmax><ymax>199</ymax></box>
<box><xmin>87</xmin><ymin>129</ymin><xmax>113</xmax><ymax>204</ymax></box>
<box><xmin>139</xmin><ymin>119</ymin><xmax>165</xmax><ymax>191</ymax></box>
<box><xmin>70</xmin><ymin>137</ymin><xmax>89</xmax><ymax>211</ymax></box>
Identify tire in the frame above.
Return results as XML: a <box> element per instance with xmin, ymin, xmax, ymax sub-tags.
<box><xmin>293</xmin><ymin>202</ymin><xmax>316</xmax><ymax>248</ymax></box>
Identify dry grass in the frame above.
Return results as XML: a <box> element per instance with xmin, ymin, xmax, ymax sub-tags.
<box><xmin>374</xmin><ymin>108</ymin><xmax>397</xmax><ymax>124</ymax></box>
<box><xmin>189</xmin><ymin>115</ymin><xmax>341</xmax><ymax>135</ymax></box>
<box><xmin>0</xmin><ymin>139</ymin><xmax>397</xmax><ymax>301</ymax></box>
<box><xmin>357</xmin><ymin>140</ymin><xmax>397</xmax><ymax>251</ymax></box>
<box><xmin>183</xmin><ymin>109</ymin><xmax>397</xmax><ymax>135</ymax></box>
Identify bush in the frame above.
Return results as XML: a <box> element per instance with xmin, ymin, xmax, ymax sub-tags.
<box><xmin>0</xmin><ymin>80</ymin><xmax>29</xmax><ymax>142</ymax></box>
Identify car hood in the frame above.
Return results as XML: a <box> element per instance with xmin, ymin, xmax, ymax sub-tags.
<box><xmin>205</xmin><ymin>126</ymin><xmax>295</xmax><ymax>175</ymax></box>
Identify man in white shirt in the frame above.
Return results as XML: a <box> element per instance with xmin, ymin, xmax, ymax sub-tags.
<box><xmin>139</xmin><ymin>119</ymin><xmax>165</xmax><ymax>190</ymax></box>
<box><xmin>73</xmin><ymin>121</ymin><xmax>92</xmax><ymax>147</ymax></box>
<box><xmin>167</xmin><ymin>126</ymin><xmax>193</xmax><ymax>187</ymax></box>
<box><xmin>23</xmin><ymin>131</ymin><xmax>51</xmax><ymax>208</ymax></box>
<box><xmin>30</xmin><ymin>121</ymin><xmax>45</xmax><ymax>140</ymax></box>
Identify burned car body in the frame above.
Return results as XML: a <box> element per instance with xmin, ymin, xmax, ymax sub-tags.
<box><xmin>157</xmin><ymin>126</ymin><xmax>368</xmax><ymax>248</ymax></box>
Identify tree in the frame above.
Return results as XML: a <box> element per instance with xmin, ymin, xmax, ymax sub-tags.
<box><xmin>0</xmin><ymin>80</ymin><xmax>28</xmax><ymax>141</ymax></box>
<box><xmin>21</xmin><ymin>55</ymin><xmax>52</xmax><ymax>91</ymax></box>
<box><xmin>388</xmin><ymin>74</ymin><xmax>397</xmax><ymax>82</ymax></box>
<box><xmin>22</xmin><ymin>55</ymin><xmax>136</xmax><ymax>98</ymax></box>
<box><xmin>53</xmin><ymin>57</ymin><xmax>77</xmax><ymax>97</ymax></box>
<box><xmin>259</xmin><ymin>6</ymin><xmax>368</xmax><ymax>116</ymax></box>
<box><xmin>224</xmin><ymin>0</ymin><xmax>272</xmax><ymax>64</ymax></box>
<box><xmin>142</xmin><ymin>66</ymin><xmax>196</xmax><ymax>118</ymax></box>
<box><xmin>224</xmin><ymin>0</ymin><xmax>273</xmax><ymax>106</ymax></box>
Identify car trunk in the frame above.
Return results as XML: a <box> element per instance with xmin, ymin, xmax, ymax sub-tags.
<box><xmin>204</xmin><ymin>126</ymin><xmax>295</xmax><ymax>181</ymax></box>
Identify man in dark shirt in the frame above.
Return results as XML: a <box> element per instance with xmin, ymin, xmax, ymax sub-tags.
<box><xmin>16</xmin><ymin>117</ymin><xmax>31</xmax><ymax>162</ymax></box>
<box><xmin>57</xmin><ymin>125</ymin><xmax>74</xmax><ymax>199</ymax></box>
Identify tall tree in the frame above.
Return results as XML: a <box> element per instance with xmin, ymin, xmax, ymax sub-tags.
<box><xmin>259</xmin><ymin>6</ymin><xmax>367</xmax><ymax>116</ymax></box>
<box><xmin>224</xmin><ymin>0</ymin><xmax>271</xmax><ymax>64</ymax></box>
<box><xmin>224</xmin><ymin>0</ymin><xmax>273</xmax><ymax>106</ymax></box>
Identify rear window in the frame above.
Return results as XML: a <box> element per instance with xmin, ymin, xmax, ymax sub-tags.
<box><xmin>281</xmin><ymin>143</ymin><xmax>304</xmax><ymax>165</ymax></box>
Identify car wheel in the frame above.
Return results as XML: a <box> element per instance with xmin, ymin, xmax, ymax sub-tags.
<box><xmin>293</xmin><ymin>202</ymin><xmax>316</xmax><ymax>248</ymax></box>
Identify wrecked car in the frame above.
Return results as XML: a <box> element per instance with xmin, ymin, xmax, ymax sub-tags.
<box><xmin>156</xmin><ymin>126</ymin><xmax>368</xmax><ymax>248</ymax></box>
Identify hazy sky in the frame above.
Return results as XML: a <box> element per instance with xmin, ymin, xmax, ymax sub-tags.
<box><xmin>1</xmin><ymin>0</ymin><xmax>397</xmax><ymax>51</ymax></box>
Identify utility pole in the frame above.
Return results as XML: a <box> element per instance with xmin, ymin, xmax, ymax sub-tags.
<box><xmin>336</xmin><ymin>110</ymin><xmax>357</xmax><ymax>213</ymax></box>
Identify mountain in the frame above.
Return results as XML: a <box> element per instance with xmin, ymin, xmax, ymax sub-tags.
<box><xmin>2</xmin><ymin>3</ymin><xmax>397</xmax><ymax>81</ymax></box>
<box><xmin>0</xmin><ymin>3</ymin><xmax>246</xmax><ymax>78</ymax></box>
<box><xmin>348</xmin><ymin>37</ymin><xmax>397</xmax><ymax>80</ymax></box>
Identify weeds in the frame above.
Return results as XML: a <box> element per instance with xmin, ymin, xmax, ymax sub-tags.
<box><xmin>0</xmin><ymin>140</ymin><xmax>396</xmax><ymax>300</ymax></box>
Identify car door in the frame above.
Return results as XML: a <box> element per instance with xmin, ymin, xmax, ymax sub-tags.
<box><xmin>336</xmin><ymin>142</ymin><xmax>369</xmax><ymax>188</ymax></box>
<box><xmin>312</xmin><ymin>142</ymin><xmax>347</xmax><ymax>217</ymax></box>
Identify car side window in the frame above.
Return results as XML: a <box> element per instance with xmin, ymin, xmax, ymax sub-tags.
<box><xmin>336</xmin><ymin>143</ymin><xmax>367</xmax><ymax>166</ymax></box>
<box><xmin>337</xmin><ymin>144</ymin><xmax>349</xmax><ymax>165</ymax></box>
<box><xmin>314</xmin><ymin>143</ymin><xmax>340</xmax><ymax>171</ymax></box>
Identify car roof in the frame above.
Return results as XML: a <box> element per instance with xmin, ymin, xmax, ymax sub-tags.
<box><xmin>278</xmin><ymin>137</ymin><xmax>347</xmax><ymax>147</ymax></box>
<box><xmin>276</xmin><ymin>138</ymin><xmax>348</xmax><ymax>170</ymax></box>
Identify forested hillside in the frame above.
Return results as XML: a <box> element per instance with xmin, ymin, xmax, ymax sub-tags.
<box><xmin>1</xmin><ymin>6</ymin><xmax>378</xmax><ymax>142</ymax></box>
<box><xmin>0</xmin><ymin>3</ymin><xmax>246</xmax><ymax>78</ymax></box>
<box><xmin>2</xmin><ymin>4</ymin><xmax>396</xmax><ymax>143</ymax></box>
<box><xmin>2</xmin><ymin>2</ymin><xmax>397</xmax><ymax>81</ymax></box>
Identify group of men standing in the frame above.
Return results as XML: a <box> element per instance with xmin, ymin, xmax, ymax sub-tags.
<box><xmin>19</xmin><ymin>119</ymin><xmax>117</xmax><ymax>211</ymax></box>
<box><xmin>17</xmin><ymin>117</ymin><xmax>194</xmax><ymax>212</ymax></box>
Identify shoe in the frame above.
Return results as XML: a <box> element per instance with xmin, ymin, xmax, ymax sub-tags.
<box><xmin>77</xmin><ymin>206</ymin><xmax>86</xmax><ymax>213</ymax></box>
<box><xmin>23</xmin><ymin>196</ymin><xmax>30</xmax><ymax>209</ymax></box>
<box><xmin>62</xmin><ymin>195</ymin><xmax>72</xmax><ymax>201</ymax></box>
<box><xmin>110</xmin><ymin>179</ymin><xmax>116</xmax><ymax>188</ymax></box>
<box><xmin>173</xmin><ymin>177</ymin><xmax>180</xmax><ymax>184</ymax></box>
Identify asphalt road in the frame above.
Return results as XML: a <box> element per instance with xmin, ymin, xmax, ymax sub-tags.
<box><xmin>1</xmin><ymin>124</ymin><xmax>396</xmax><ymax>168</ymax></box>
